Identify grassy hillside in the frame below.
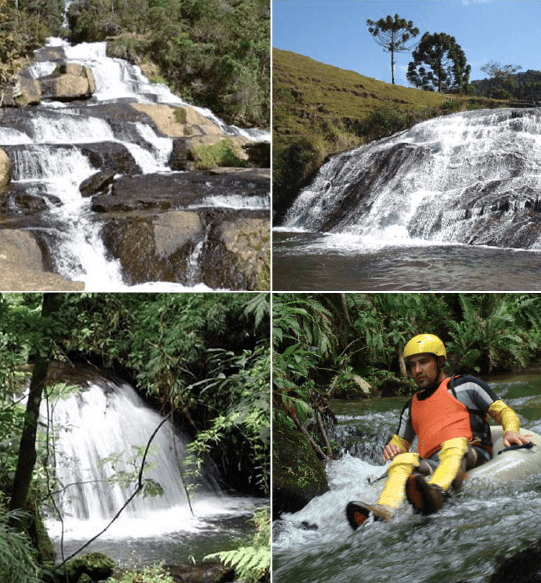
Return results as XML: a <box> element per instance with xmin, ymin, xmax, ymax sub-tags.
<box><xmin>273</xmin><ymin>48</ymin><xmax>499</xmax><ymax>222</ymax></box>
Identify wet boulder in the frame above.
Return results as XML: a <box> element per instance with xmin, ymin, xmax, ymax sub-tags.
<box><xmin>79</xmin><ymin>143</ymin><xmax>140</xmax><ymax>176</ymax></box>
<box><xmin>0</xmin><ymin>230</ymin><xmax>84</xmax><ymax>291</ymax></box>
<box><xmin>273</xmin><ymin>422</ymin><xmax>329</xmax><ymax>518</ymax></box>
<box><xmin>80</xmin><ymin>171</ymin><xmax>116</xmax><ymax>197</ymax></box>
<box><xmin>39</xmin><ymin>63</ymin><xmax>96</xmax><ymax>102</ymax></box>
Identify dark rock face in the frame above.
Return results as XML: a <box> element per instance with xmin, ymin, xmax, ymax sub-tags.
<box><xmin>490</xmin><ymin>538</ymin><xmax>541</xmax><ymax>583</ymax></box>
<box><xmin>80</xmin><ymin>171</ymin><xmax>116</xmax><ymax>197</ymax></box>
<box><xmin>91</xmin><ymin>170</ymin><xmax>269</xmax><ymax>212</ymax></box>
<box><xmin>93</xmin><ymin>170</ymin><xmax>269</xmax><ymax>290</ymax></box>
<box><xmin>79</xmin><ymin>143</ymin><xmax>141</xmax><ymax>175</ymax></box>
<box><xmin>272</xmin><ymin>422</ymin><xmax>329</xmax><ymax>518</ymax></box>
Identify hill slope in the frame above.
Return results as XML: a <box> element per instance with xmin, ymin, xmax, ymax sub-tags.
<box><xmin>272</xmin><ymin>48</ymin><xmax>496</xmax><ymax>222</ymax></box>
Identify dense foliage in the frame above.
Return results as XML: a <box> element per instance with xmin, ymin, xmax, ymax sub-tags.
<box><xmin>67</xmin><ymin>0</ymin><xmax>270</xmax><ymax>126</ymax></box>
<box><xmin>273</xmin><ymin>293</ymin><xmax>541</xmax><ymax>427</ymax></box>
<box><xmin>470</xmin><ymin>66</ymin><xmax>541</xmax><ymax>103</ymax></box>
<box><xmin>0</xmin><ymin>0</ymin><xmax>63</xmax><ymax>90</ymax></box>
<box><xmin>0</xmin><ymin>293</ymin><xmax>270</xmax><ymax>579</ymax></box>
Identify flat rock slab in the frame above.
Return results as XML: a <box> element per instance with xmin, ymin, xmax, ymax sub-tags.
<box><xmin>91</xmin><ymin>169</ymin><xmax>270</xmax><ymax>213</ymax></box>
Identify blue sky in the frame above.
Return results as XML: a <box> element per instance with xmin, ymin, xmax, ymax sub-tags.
<box><xmin>272</xmin><ymin>0</ymin><xmax>541</xmax><ymax>86</ymax></box>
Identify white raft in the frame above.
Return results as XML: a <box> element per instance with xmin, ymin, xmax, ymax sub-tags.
<box><xmin>466</xmin><ymin>426</ymin><xmax>541</xmax><ymax>483</ymax></box>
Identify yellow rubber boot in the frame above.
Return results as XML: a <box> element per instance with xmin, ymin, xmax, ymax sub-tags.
<box><xmin>377</xmin><ymin>452</ymin><xmax>420</xmax><ymax>509</ymax></box>
<box><xmin>428</xmin><ymin>437</ymin><xmax>469</xmax><ymax>491</ymax></box>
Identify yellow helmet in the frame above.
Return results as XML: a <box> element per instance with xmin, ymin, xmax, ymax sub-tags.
<box><xmin>404</xmin><ymin>334</ymin><xmax>446</xmax><ymax>360</ymax></box>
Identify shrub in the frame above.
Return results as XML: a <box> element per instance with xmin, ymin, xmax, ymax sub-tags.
<box><xmin>191</xmin><ymin>138</ymin><xmax>245</xmax><ymax>170</ymax></box>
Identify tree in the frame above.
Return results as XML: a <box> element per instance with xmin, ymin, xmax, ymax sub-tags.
<box><xmin>366</xmin><ymin>14</ymin><xmax>419</xmax><ymax>85</ymax></box>
<box><xmin>407</xmin><ymin>32</ymin><xmax>471</xmax><ymax>93</ymax></box>
<box><xmin>9</xmin><ymin>293</ymin><xmax>65</xmax><ymax>516</ymax></box>
<box><xmin>480</xmin><ymin>61</ymin><xmax>523</xmax><ymax>99</ymax></box>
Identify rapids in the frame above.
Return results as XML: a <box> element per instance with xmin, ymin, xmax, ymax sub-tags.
<box><xmin>273</xmin><ymin>376</ymin><xmax>541</xmax><ymax>583</ymax></box>
<box><xmin>274</xmin><ymin>108</ymin><xmax>541</xmax><ymax>291</ymax></box>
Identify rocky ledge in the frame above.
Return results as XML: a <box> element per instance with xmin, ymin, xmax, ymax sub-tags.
<box><xmin>91</xmin><ymin>169</ymin><xmax>270</xmax><ymax>290</ymax></box>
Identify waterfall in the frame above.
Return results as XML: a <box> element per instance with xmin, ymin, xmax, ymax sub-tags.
<box><xmin>44</xmin><ymin>372</ymin><xmax>228</xmax><ymax>539</ymax></box>
<box><xmin>0</xmin><ymin>34</ymin><xmax>269</xmax><ymax>291</ymax></box>
<box><xmin>282</xmin><ymin>108</ymin><xmax>541</xmax><ymax>251</ymax></box>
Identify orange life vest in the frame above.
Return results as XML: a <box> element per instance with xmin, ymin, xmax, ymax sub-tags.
<box><xmin>411</xmin><ymin>377</ymin><xmax>473</xmax><ymax>458</ymax></box>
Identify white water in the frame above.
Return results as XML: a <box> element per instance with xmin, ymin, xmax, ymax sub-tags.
<box><xmin>0</xmin><ymin>35</ymin><xmax>269</xmax><ymax>290</ymax></box>
<box><xmin>45</xmin><ymin>377</ymin><xmax>257</xmax><ymax>542</ymax></box>
<box><xmin>282</xmin><ymin>109</ymin><xmax>541</xmax><ymax>252</ymax></box>
<box><xmin>274</xmin><ymin>381</ymin><xmax>541</xmax><ymax>583</ymax></box>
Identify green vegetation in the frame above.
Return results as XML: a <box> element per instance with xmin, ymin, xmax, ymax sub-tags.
<box><xmin>0</xmin><ymin>293</ymin><xmax>270</xmax><ymax>580</ymax></box>
<box><xmin>273</xmin><ymin>293</ymin><xmax>541</xmax><ymax>456</ymax></box>
<box><xmin>471</xmin><ymin>65</ymin><xmax>541</xmax><ymax>103</ymax></box>
<box><xmin>272</xmin><ymin>49</ymin><xmax>500</xmax><ymax>223</ymax></box>
<box><xmin>0</xmin><ymin>508</ymin><xmax>40</xmax><ymax>583</ymax></box>
<box><xmin>366</xmin><ymin>14</ymin><xmax>419</xmax><ymax>85</ymax></box>
<box><xmin>67</xmin><ymin>0</ymin><xmax>270</xmax><ymax>127</ymax></box>
<box><xmin>105</xmin><ymin>563</ymin><xmax>175</xmax><ymax>583</ymax></box>
<box><xmin>205</xmin><ymin>506</ymin><xmax>270</xmax><ymax>583</ymax></box>
<box><xmin>407</xmin><ymin>32</ymin><xmax>471</xmax><ymax>93</ymax></box>
<box><xmin>192</xmin><ymin>138</ymin><xmax>246</xmax><ymax>170</ymax></box>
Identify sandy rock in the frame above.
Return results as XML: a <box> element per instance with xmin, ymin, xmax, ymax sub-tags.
<box><xmin>0</xmin><ymin>149</ymin><xmax>12</xmax><ymax>188</ymax></box>
<box><xmin>131</xmin><ymin>103</ymin><xmax>226</xmax><ymax>138</ymax></box>
<box><xmin>40</xmin><ymin>63</ymin><xmax>96</xmax><ymax>101</ymax></box>
<box><xmin>0</xmin><ymin>230</ymin><xmax>84</xmax><ymax>291</ymax></box>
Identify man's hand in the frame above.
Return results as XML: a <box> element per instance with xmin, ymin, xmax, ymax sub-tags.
<box><xmin>383</xmin><ymin>443</ymin><xmax>403</xmax><ymax>462</ymax></box>
<box><xmin>503</xmin><ymin>430</ymin><xmax>534</xmax><ymax>448</ymax></box>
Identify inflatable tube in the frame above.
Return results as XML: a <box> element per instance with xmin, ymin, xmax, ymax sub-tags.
<box><xmin>466</xmin><ymin>427</ymin><xmax>541</xmax><ymax>483</ymax></box>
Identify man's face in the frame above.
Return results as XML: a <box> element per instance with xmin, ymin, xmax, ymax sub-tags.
<box><xmin>407</xmin><ymin>353</ymin><xmax>440</xmax><ymax>390</ymax></box>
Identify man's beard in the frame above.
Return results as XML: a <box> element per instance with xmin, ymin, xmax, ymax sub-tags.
<box><xmin>415</xmin><ymin>372</ymin><xmax>441</xmax><ymax>400</ymax></box>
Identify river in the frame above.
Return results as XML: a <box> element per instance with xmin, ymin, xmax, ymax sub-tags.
<box><xmin>272</xmin><ymin>374</ymin><xmax>541</xmax><ymax>583</ymax></box>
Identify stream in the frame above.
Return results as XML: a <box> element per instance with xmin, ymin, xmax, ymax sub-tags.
<box><xmin>272</xmin><ymin>375</ymin><xmax>541</xmax><ymax>583</ymax></box>
<box><xmin>0</xmin><ymin>35</ymin><xmax>269</xmax><ymax>291</ymax></box>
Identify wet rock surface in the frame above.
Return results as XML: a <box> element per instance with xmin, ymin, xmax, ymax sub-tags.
<box><xmin>0</xmin><ymin>38</ymin><xmax>270</xmax><ymax>291</ymax></box>
<box><xmin>0</xmin><ymin>230</ymin><xmax>84</xmax><ymax>291</ymax></box>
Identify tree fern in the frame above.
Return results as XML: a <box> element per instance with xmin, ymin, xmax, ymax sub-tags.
<box><xmin>205</xmin><ymin>507</ymin><xmax>270</xmax><ymax>583</ymax></box>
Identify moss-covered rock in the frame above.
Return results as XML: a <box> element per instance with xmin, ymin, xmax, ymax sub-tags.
<box><xmin>272</xmin><ymin>421</ymin><xmax>329</xmax><ymax>518</ymax></box>
<box><xmin>58</xmin><ymin>552</ymin><xmax>115</xmax><ymax>583</ymax></box>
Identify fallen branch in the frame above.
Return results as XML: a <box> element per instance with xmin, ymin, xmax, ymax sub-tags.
<box><xmin>56</xmin><ymin>413</ymin><xmax>172</xmax><ymax>570</ymax></box>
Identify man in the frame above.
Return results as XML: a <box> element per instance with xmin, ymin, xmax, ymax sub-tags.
<box><xmin>346</xmin><ymin>333</ymin><xmax>531</xmax><ymax>530</ymax></box>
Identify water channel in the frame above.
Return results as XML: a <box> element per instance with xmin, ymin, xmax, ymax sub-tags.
<box><xmin>273</xmin><ymin>374</ymin><xmax>541</xmax><ymax>583</ymax></box>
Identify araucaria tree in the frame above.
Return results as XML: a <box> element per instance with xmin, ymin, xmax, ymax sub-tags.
<box><xmin>366</xmin><ymin>14</ymin><xmax>419</xmax><ymax>85</ymax></box>
<box><xmin>407</xmin><ymin>32</ymin><xmax>471</xmax><ymax>93</ymax></box>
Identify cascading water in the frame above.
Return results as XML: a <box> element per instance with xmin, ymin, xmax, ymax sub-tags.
<box><xmin>274</xmin><ymin>109</ymin><xmax>541</xmax><ymax>291</ymax></box>
<box><xmin>273</xmin><ymin>378</ymin><xmax>541</xmax><ymax>583</ymax></box>
<box><xmin>0</xmin><ymin>35</ymin><xmax>270</xmax><ymax>291</ymax></box>
<box><xmin>43</xmin><ymin>368</ymin><xmax>262</xmax><ymax>564</ymax></box>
